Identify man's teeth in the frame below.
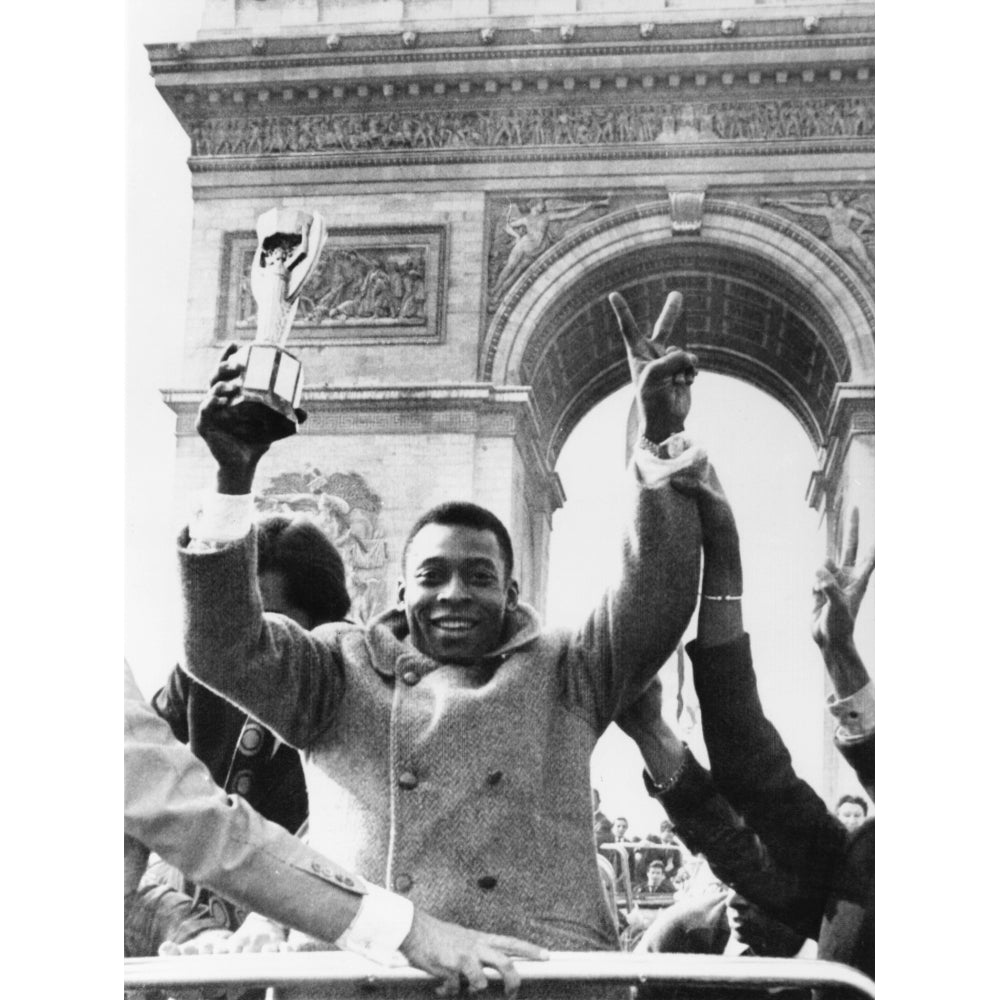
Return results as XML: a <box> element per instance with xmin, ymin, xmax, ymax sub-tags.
<box><xmin>434</xmin><ymin>620</ymin><xmax>475</xmax><ymax>631</ymax></box>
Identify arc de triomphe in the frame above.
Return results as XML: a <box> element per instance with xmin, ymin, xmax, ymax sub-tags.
<box><xmin>148</xmin><ymin>0</ymin><xmax>874</xmax><ymax>792</ymax></box>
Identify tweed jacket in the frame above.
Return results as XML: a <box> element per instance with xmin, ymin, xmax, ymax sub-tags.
<box><xmin>124</xmin><ymin>663</ymin><xmax>373</xmax><ymax>949</ymax></box>
<box><xmin>178</xmin><ymin>471</ymin><xmax>700</xmax><ymax>950</ymax></box>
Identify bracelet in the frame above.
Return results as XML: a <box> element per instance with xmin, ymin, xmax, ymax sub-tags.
<box><xmin>701</xmin><ymin>593</ymin><xmax>742</xmax><ymax>602</ymax></box>
<box><xmin>638</xmin><ymin>435</ymin><xmax>671</xmax><ymax>459</ymax></box>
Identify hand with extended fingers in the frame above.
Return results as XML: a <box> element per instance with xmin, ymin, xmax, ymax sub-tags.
<box><xmin>811</xmin><ymin>521</ymin><xmax>875</xmax><ymax>654</ymax></box>
<box><xmin>609</xmin><ymin>290</ymin><xmax>699</xmax><ymax>443</ymax></box>
<box><xmin>196</xmin><ymin>342</ymin><xmax>308</xmax><ymax>494</ymax></box>
<box><xmin>400</xmin><ymin>910</ymin><xmax>548</xmax><ymax>999</ymax></box>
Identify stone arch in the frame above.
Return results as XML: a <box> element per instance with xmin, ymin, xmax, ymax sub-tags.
<box><xmin>482</xmin><ymin>199</ymin><xmax>875</xmax><ymax>467</ymax></box>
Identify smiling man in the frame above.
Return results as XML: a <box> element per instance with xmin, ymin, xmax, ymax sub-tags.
<box><xmin>176</xmin><ymin>289</ymin><xmax>704</xmax><ymax>965</ymax></box>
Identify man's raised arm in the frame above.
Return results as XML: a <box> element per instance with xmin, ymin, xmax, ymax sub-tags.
<box><xmin>568</xmin><ymin>291</ymin><xmax>703</xmax><ymax>727</ymax></box>
<box><xmin>176</xmin><ymin>345</ymin><xmax>343</xmax><ymax>749</ymax></box>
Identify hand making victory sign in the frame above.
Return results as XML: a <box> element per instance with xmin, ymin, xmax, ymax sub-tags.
<box><xmin>609</xmin><ymin>289</ymin><xmax>699</xmax><ymax>444</ymax></box>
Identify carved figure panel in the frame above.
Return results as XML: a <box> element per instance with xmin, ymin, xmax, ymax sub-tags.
<box><xmin>486</xmin><ymin>195</ymin><xmax>611</xmax><ymax>308</ymax></box>
<box><xmin>190</xmin><ymin>97</ymin><xmax>874</xmax><ymax>158</ymax></box>
<box><xmin>759</xmin><ymin>191</ymin><xmax>874</xmax><ymax>281</ymax></box>
<box><xmin>255</xmin><ymin>467</ymin><xmax>392</xmax><ymax>623</ymax></box>
<box><xmin>218</xmin><ymin>227</ymin><xmax>446</xmax><ymax>344</ymax></box>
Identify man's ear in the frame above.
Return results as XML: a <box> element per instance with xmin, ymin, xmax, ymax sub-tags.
<box><xmin>396</xmin><ymin>578</ymin><xmax>406</xmax><ymax>607</ymax></box>
<box><xmin>506</xmin><ymin>579</ymin><xmax>519</xmax><ymax>610</ymax></box>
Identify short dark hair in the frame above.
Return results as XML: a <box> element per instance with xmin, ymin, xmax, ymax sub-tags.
<box><xmin>256</xmin><ymin>515</ymin><xmax>351</xmax><ymax>626</ymax></box>
<box><xmin>402</xmin><ymin>501</ymin><xmax>514</xmax><ymax>579</ymax></box>
<box><xmin>647</xmin><ymin>859</ymin><xmax>665</xmax><ymax>870</ymax></box>
<box><xmin>614</xmin><ymin>816</ymin><xmax>628</xmax><ymax>825</ymax></box>
<box><xmin>835</xmin><ymin>794</ymin><xmax>868</xmax><ymax>815</ymax></box>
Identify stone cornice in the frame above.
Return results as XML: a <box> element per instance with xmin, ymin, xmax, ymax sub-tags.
<box><xmin>149</xmin><ymin>15</ymin><xmax>874</xmax><ymax>71</ymax></box>
<box><xmin>162</xmin><ymin>382</ymin><xmax>564</xmax><ymax>509</ymax></box>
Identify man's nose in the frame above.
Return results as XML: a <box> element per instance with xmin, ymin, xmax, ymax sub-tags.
<box><xmin>438</xmin><ymin>573</ymin><xmax>471</xmax><ymax>601</ymax></box>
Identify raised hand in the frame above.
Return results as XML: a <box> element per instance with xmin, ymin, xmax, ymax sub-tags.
<box><xmin>400</xmin><ymin>910</ymin><xmax>548</xmax><ymax>999</ymax></box>
<box><xmin>609</xmin><ymin>290</ymin><xmax>699</xmax><ymax>443</ymax></box>
<box><xmin>811</xmin><ymin>520</ymin><xmax>874</xmax><ymax>652</ymax></box>
<box><xmin>616</xmin><ymin>676</ymin><xmax>687</xmax><ymax>787</ymax></box>
<box><xmin>196</xmin><ymin>343</ymin><xmax>307</xmax><ymax>494</ymax></box>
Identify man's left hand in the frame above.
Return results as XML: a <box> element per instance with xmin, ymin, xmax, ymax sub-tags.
<box><xmin>609</xmin><ymin>290</ymin><xmax>699</xmax><ymax>442</ymax></box>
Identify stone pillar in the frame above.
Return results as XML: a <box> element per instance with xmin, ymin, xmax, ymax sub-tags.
<box><xmin>807</xmin><ymin>383</ymin><xmax>874</xmax><ymax>802</ymax></box>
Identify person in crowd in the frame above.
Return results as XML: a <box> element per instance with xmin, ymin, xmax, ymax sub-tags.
<box><xmin>634</xmin><ymin>859</ymin><xmax>669</xmax><ymax>897</ymax></box>
<box><xmin>593</xmin><ymin>789</ymin><xmax>614</xmax><ymax>848</ymax></box>
<box><xmin>611</xmin><ymin>817</ymin><xmax>633</xmax><ymax>843</ymax></box>
<box><xmin>125</xmin><ymin>662</ymin><xmax>547</xmax><ymax>996</ymax></box>
<box><xmin>834</xmin><ymin>794</ymin><xmax>869</xmax><ymax>833</ymax></box>
<box><xmin>151</xmin><ymin>514</ymin><xmax>351</xmax><ymax>929</ymax></box>
<box><xmin>173</xmin><ymin>288</ymin><xmax>705</xmax><ymax>952</ymax></box>
<box><xmin>617</xmin><ymin>463</ymin><xmax>874</xmax><ymax>982</ymax></box>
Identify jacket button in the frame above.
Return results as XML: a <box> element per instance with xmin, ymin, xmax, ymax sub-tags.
<box><xmin>486</xmin><ymin>770</ymin><xmax>503</xmax><ymax>786</ymax></box>
<box><xmin>398</xmin><ymin>771</ymin><xmax>419</xmax><ymax>789</ymax></box>
<box><xmin>311</xmin><ymin>861</ymin><xmax>330</xmax><ymax>877</ymax></box>
<box><xmin>401</xmin><ymin>671</ymin><xmax>420</xmax><ymax>685</ymax></box>
<box><xmin>477</xmin><ymin>876</ymin><xmax>498</xmax><ymax>891</ymax></box>
<box><xmin>394</xmin><ymin>873</ymin><xmax>413</xmax><ymax>893</ymax></box>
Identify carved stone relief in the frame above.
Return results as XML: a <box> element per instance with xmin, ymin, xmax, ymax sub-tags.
<box><xmin>218</xmin><ymin>227</ymin><xmax>446</xmax><ymax>343</ymax></box>
<box><xmin>486</xmin><ymin>196</ymin><xmax>612</xmax><ymax>308</ymax></box>
<box><xmin>255</xmin><ymin>468</ymin><xmax>392</xmax><ymax>623</ymax></box>
<box><xmin>190</xmin><ymin>97</ymin><xmax>874</xmax><ymax>158</ymax></box>
<box><xmin>759</xmin><ymin>191</ymin><xmax>874</xmax><ymax>280</ymax></box>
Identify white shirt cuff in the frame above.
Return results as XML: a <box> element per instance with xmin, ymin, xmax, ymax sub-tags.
<box><xmin>633</xmin><ymin>434</ymin><xmax>708</xmax><ymax>489</ymax></box>
<box><xmin>827</xmin><ymin>681</ymin><xmax>875</xmax><ymax>743</ymax></box>
<box><xmin>334</xmin><ymin>881</ymin><xmax>414</xmax><ymax>967</ymax></box>
<box><xmin>188</xmin><ymin>492</ymin><xmax>254</xmax><ymax>549</ymax></box>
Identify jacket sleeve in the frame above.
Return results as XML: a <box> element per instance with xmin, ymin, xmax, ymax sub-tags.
<box><xmin>124</xmin><ymin>663</ymin><xmax>366</xmax><ymax>945</ymax></box>
<box><xmin>566</xmin><ymin>461</ymin><xmax>702</xmax><ymax>731</ymax></box>
<box><xmin>688</xmin><ymin>634</ymin><xmax>847</xmax><ymax>908</ymax></box>
<box><xmin>150</xmin><ymin>665</ymin><xmax>190</xmax><ymax>744</ymax></box>
<box><xmin>176</xmin><ymin>526</ymin><xmax>347</xmax><ymax>750</ymax></box>
<box><xmin>836</xmin><ymin>733</ymin><xmax>875</xmax><ymax>802</ymax></box>
<box><xmin>646</xmin><ymin>748</ymin><xmax>832</xmax><ymax>941</ymax></box>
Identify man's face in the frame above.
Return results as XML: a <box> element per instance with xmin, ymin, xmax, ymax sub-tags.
<box><xmin>612</xmin><ymin>818</ymin><xmax>628</xmax><ymax>839</ymax></box>
<box><xmin>647</xmin><ymin>864</ymin><xmax>666</xmax><ymax>889</ymax></box>
<box><xmin>399</xmin><ymin>523</ymin><xmax>518</xmax><ymax>665</ymax></box>
<box><xmin>259</xmin><ymin>570</ymin><xmax>314</xmax><ymax>629</ymax></box>
<box><xmin>836</xmin><ymin>802</ymin><xmax>867</xmax><ymax>832</ymax></box>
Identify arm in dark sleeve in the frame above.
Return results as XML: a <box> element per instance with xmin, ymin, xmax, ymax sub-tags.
<box><xmin>645</xmin><ymin>748</ymin><xmax>831</xmax><ymax>940</ymax></box>
<box><xmin>837</xmin><ymin>734</ymin><xmax>874</xmax><ymax>801</ymax></box>
<box><xmin>688</xmin><ymin>634</ymin><xmax>847</xmax><ymax>885</ymax></box>
<box><xmin>150</xmin><ymin>665</ymin><xmax>191</xmax><ymax>744</ymax></box>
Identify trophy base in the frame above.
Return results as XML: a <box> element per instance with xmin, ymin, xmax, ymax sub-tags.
<box><xmin>218</xmin><ymin>342</ymin><xmax>305</xmax><ymax>443</ymax></box>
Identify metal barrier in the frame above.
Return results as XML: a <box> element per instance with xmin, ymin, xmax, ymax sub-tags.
<box><xmin>125</xmin><ymin>951</ymin><xmax>876</xmax><ymax>998</ymax></box>
<box><xmin>599</xmin><ymin>842</ymin><xmax>635</xmax><ymax>909</ymax></box>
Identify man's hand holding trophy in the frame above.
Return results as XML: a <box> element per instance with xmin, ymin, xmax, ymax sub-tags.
<box><xmin>197</xmin><ymin>208</ymin><xmax>326</xmax><ymax>494</ymax></box>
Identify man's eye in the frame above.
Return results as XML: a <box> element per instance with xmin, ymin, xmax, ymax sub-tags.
<box><xmin>470</xmin><ymin>572</ymin><xmax>497</xmax><ymax>586</ymax></box>
<box><xmin>417</xmin><ymin>570</ymin><xmax>445</xmax><ymax>585</ymax></box>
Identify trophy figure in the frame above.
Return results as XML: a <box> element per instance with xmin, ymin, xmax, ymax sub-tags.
<box><xmin>226</xmin><ymin>208</ymin><xmax>327</xmax><ymax>441</ymax></box>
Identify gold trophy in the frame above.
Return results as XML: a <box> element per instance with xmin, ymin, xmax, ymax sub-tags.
<box><xmin>226</xmin><ymin>208</ymin><xmax>327</xmax><ymax>441</ymax></box>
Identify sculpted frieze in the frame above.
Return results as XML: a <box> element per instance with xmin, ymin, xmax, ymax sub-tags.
<box><xmin>759</xmin><ymin>191</ymin><xmax>874</xmax><ymax>280</ymax></box>
<box><xmin>217</xmin><ymin>227</ymin><xmax>446</xmax><ymax>344</ymax></box>
<box><xmin>255</xmin><ymin>468</ymin><xmax>391</xmax><ymax>623</ymax></box>
<box><xmin>189</xmin><ymin>97</ymin><xmax>873</xmax><ymax>158</ymax></box>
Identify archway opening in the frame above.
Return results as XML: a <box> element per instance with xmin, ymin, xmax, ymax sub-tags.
<box><xmin>546</xmin><ymin>373</ymin><xmax>829</xmax><ymax>836</ymax></box>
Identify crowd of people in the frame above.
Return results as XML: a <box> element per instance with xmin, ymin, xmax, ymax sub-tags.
<box><xmin>125</xmin><ymin>287</ymin><xmax>873</xmax><ymax>998</ymax></box>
